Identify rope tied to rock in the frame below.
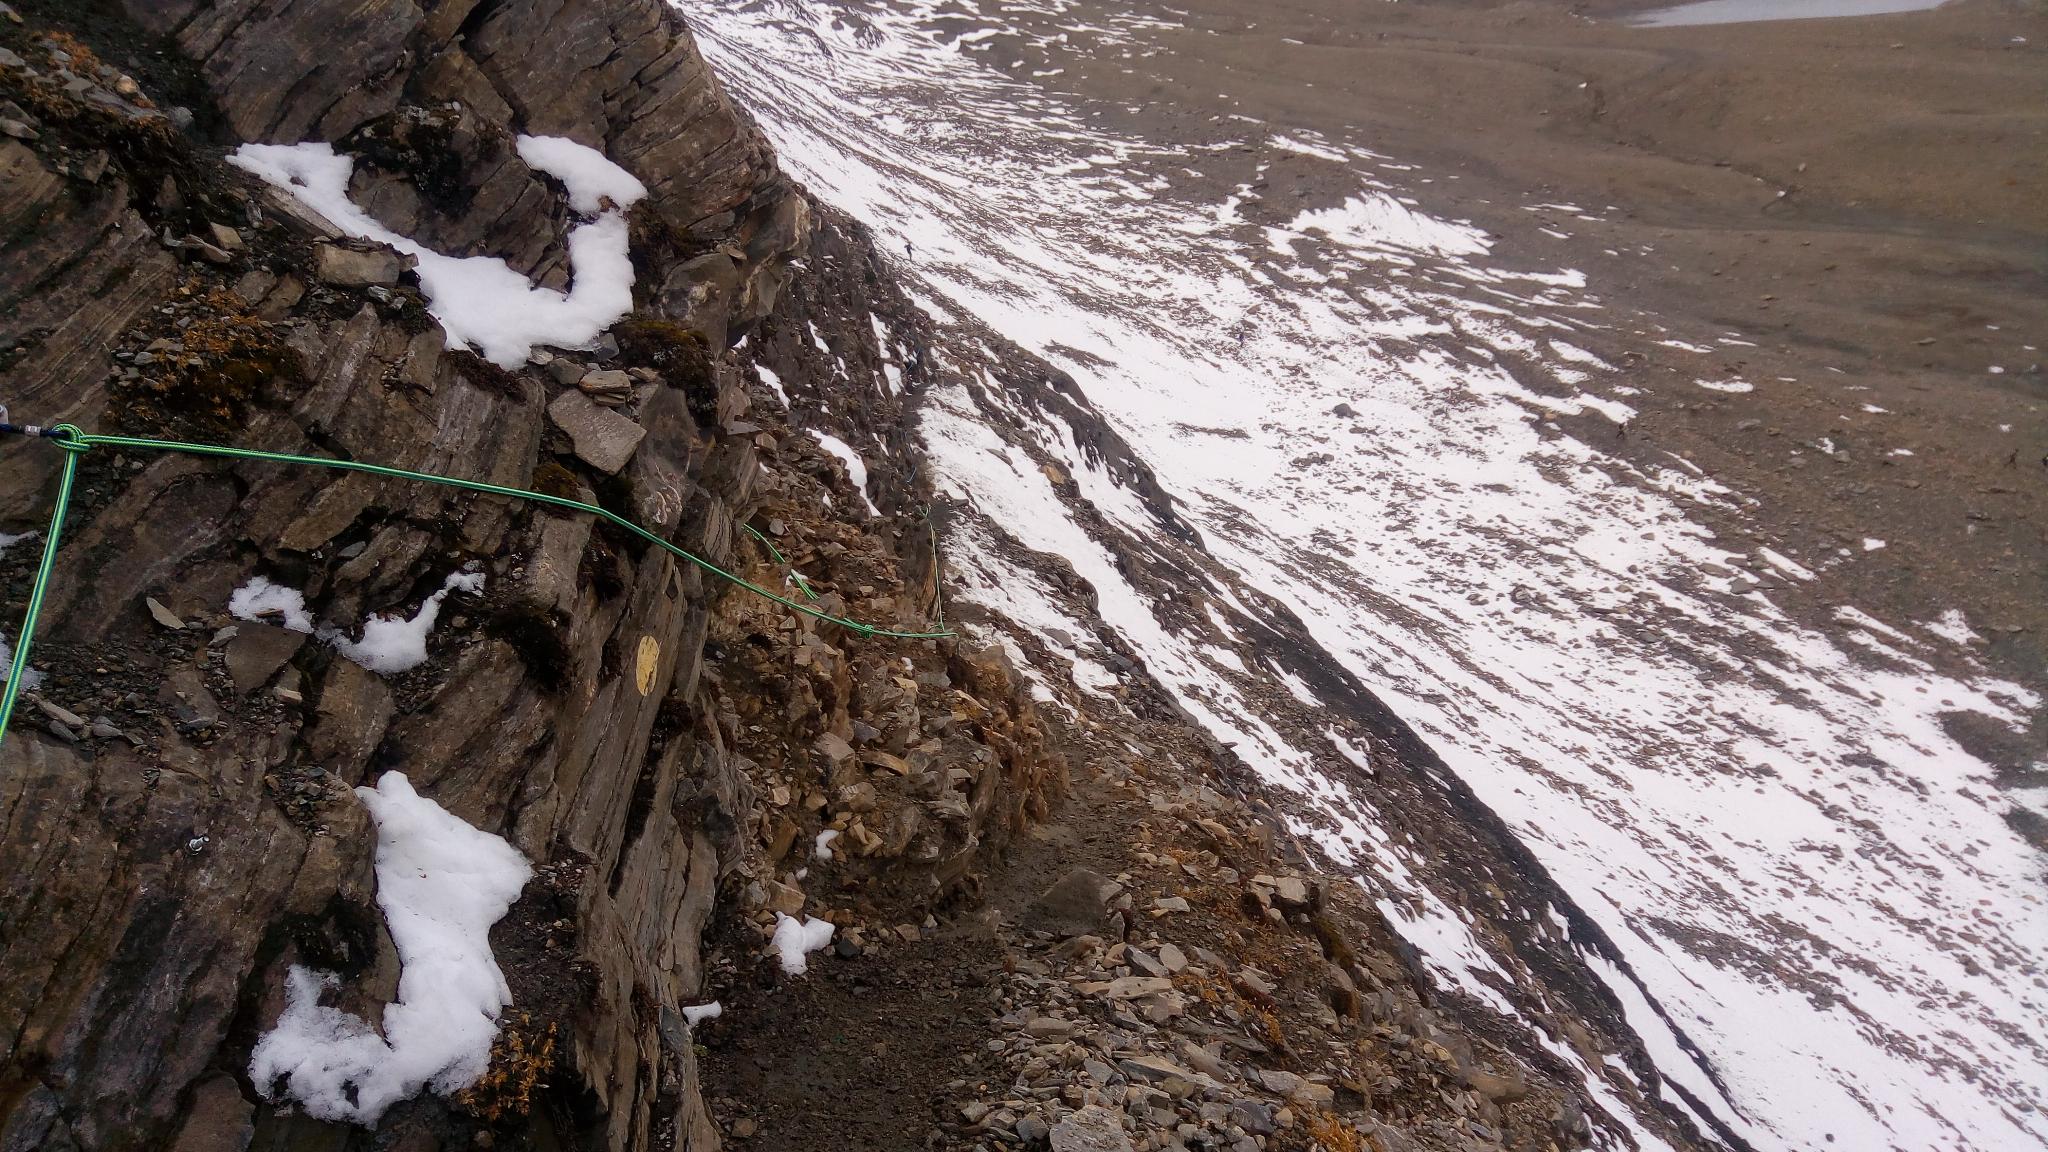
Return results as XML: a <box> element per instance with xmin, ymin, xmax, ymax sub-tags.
<box><xmin>0</xmin><ymin>423</ymin><xmax>952</xmax><ymax>746</ymax></box>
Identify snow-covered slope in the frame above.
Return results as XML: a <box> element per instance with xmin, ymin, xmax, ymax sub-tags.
<box><xmin>685</xmin><ymin>3</ymin><xmax>2046</xmax><ymax>1149</ymax></box>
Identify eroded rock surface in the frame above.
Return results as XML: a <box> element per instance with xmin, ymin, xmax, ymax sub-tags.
<box><xmin>0</xmin><ymin>4</ymin><xmax>1033</xmax><ymax>1150</ymax></box>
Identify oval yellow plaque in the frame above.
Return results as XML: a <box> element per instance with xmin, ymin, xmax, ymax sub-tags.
<box><xmin>635</xmin><ymin>634</ymin><xmax>661</xmax><ymax>696</ymax></box>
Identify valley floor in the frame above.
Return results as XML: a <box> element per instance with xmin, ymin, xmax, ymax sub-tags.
<box><xmin>1024</xmin><ymin>0</ymin><xmax>2048</xmax><ymax>772</ymax></box>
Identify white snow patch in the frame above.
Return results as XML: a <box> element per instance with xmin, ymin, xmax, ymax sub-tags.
<box><xmin>1328</xmin><ymin>729</ymin><xmax>1375</xmax><ymax>775</ymax></box>
<box><xmin>248</xmin><ymin>772</ymin><xmax>531</xmax><ymax>1124</ymax></box>
<box><xmin>230</xmin><ymin>575</ymin><xmax>316</xmax><ymax>633</ymax></box>
<box><xmin>1756</xmin><ymin>548</ymin><xmax>1815</xmax><ymax>581</ymax></box>
<box><xmin>328</xmin><ymin>570</ymin><xmax>485</xmax><ymax>676</ymax></box>
<box><xmin>1695</xmin><ymin>378</ymin><xmax>1754</xmax><ymax>393</ymax></box>
<box><xmin>770</xmin><ymin>914</ymin><xmax>835</xmax><ymax>975</ymax></box>
<box><xmin>1833</xmin><ymin>606</ymin><xmax>1916</xmax><ymax>647</ymax></box>
<box><xmin>813</xmin><ymin>828</ymin><xmax>840</xmax><ymax>860</ymax></box>
<box><xmin>228</xmin><ymin>139</ymin><xmax>644</xmax><ymax>368</ymax></box>
<box><xmin>1284</xmin><ymin>194</ymin><xmax>1490</xmax><ymax>258</ymax></box>
<box><xmin>1920</xmin><ymin>609</ymin><xmax>1982</xmax><ymax>646</ymax></box>
<box><xmin>809</xmin><ymin>431</ymin><xmax>881</xmax><ymax>515</ymax></box>
<box><xmin>514</xmin><ymin>134</ymin><xmax>647</xmax><ymax>213</ymax></box>
<box><xmin>682</xmin><ymin>1002</ymin><xmax>723</xmax><ymax>1027</ymax></box>
<box><xmin>755</xmin><ymin>363</ymin><xmax>789</xmax><ymax>406</ymax></box>
<box><xmin>1269</xmin><ymin>134</ymin><xmax>1349</xmax><ymax>163</ymax></box>
<box><xmin>1862</xmin><ymin>538</ymin><xmax>1886</xmax><ymax>552</ymax></box>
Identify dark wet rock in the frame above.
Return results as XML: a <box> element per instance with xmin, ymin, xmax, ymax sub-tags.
<box><xmin>223</xmin><ymin>623</ymin><xmax>304</xmax><ymax>695</ymax></box>
<box><xmin>166</xmin><ymin>1075</ymin><xmax>253</xmax><ymax>1152</ymax></box>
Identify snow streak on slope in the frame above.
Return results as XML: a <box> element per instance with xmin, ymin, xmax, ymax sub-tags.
<box><xmin>687</xmin><ymin>3</ymin><xmax>2046</xmax><ymax>1149</ymax></box>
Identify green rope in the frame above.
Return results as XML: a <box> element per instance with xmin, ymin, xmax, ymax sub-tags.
<box><xmin>0</xmin><ymin>425</ymin><xmax>86</xmax><ymax>742</ymax></box>
<box><xmin>924</xmin><ymin>505</ymin><xmax>946</xmax><ymax>629</ymax></box>
<box><xmin>741</xmin><ymin>522</ymin><xmax>817</xmax><ymax>602</ymax></box>
<box><xmin>0</xmin><ymin>423</ymin><xmax>951</xmax><ymax>746</ymax></box>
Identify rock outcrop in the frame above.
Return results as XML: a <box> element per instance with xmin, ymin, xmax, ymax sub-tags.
<box><xmin>0</xmin><ymin>3</ymin><xmax>1037</xmax><ymax>1150</ymax></box>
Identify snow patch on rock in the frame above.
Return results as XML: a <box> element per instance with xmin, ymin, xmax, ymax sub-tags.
<box><xmin>327</xmin><ymin>570</ymin><xmax>486</xmax><ymax>675</ymax></box>
<box><xmin>228</xmin><ymin>137</ymin><xmax>645</xmax><ymax>368</ymax></box>
<box><xmin>249</xmin><ymin>772</ymin><xmax>531</xmax><ymax>1124</ymax></box>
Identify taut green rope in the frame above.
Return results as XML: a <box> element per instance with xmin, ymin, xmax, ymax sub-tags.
<box><xmin>0</xmin><ymin>425</ymin><xmax>86</xmax><ymax>742</ymax></box>
<box><xmin>0</xmin><ymin>423</ymin><xmax>950</xmax><ymax>745</ymax></box>
<box><xmin>925</xmin><ymin>505</ymin><xmax>946</xmax><ymax>629</ymax></box>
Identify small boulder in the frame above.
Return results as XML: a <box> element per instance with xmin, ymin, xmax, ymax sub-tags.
<box><xmin>1049</xmin><ymin>1105</ymin><xmax>1133</xmax><ymax>1152</ymax></box>
<box><xmin>1234</xmin><ymin>969</ymin><xmax>1276</xmax><ymax>999</ymax></box>
<box><xmin>812</xmin><ymin>731</ymin><xmax>857</xmax><ymax>785</ymax></box>
<box><xmin>1256</xmin><ymin>1069</ymin><xmax>1333</xmax><ymax>1108</ymax></box>
<box><xmin>313</xmin><ymin>242</ymin><xmax>409</xmax><ymax>286</ymax></box>
<box><xmin>1269</xmin><ymin>875</ymin><xmax>1311</xmax><ymax>909</ymax></box>
<box><xmin>1126</xmin><ymin>947</ymin><xmax>1168</xmax><ymax>977</ymax></box>
<box><xmin>1024</xmin><ymin>869</ymin><xmax>1119</xmax><ymax>938</ymax></box>
<box><xmin>761</xmin><ymin>879</ymin><xmax>806</xmax><ymax>916</ymax></box>
<box><xmin>1024</xmin><ymin>1015</ymin><xmax>1074</xmax><ymax>1040</ymax></box>
<box><xmin>548</xmin><ymin>390</ymin><xmax>645</xmax><ymax>474</ymax></box>
<box><xmin>1228</xmin><ymin>1099</ymin><xmax>1275</xmax><ymax>1136</ymax></box>
<box><xmin>578</xmin><ymin>368</ymin><xmax>635</xmax><ymax>406</ymax></box>
<box><xmin>144</xmin><ymin>596</ymin><xmax>185</xmax><ymax>630</ymax></box>
<box><xmin>1118</xmin><ymin>1055</ymin><xmax>1197</xmax><ymax>1086</ymax></box>
<box><xmin>1080</xmin><ymin>976</ymin><xmax>1174</xmax><ymax>1000</ymax></box>
<box><xmin>224</xmin><ymin>622</ymin><xmax>306</xmax><ymax>695</ymax></box>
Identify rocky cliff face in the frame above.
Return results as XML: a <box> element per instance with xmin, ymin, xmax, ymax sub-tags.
<box><xmin>0</xmin><ymin>2</ymin><xmax>1054</xmax><ymax>1149</ymax></box>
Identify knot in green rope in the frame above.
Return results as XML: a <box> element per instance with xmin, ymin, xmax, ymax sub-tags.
<box><xmin>46</xmin><ymin>424</ymin><xmax>90</xmax><ymax>455</ymax></box>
